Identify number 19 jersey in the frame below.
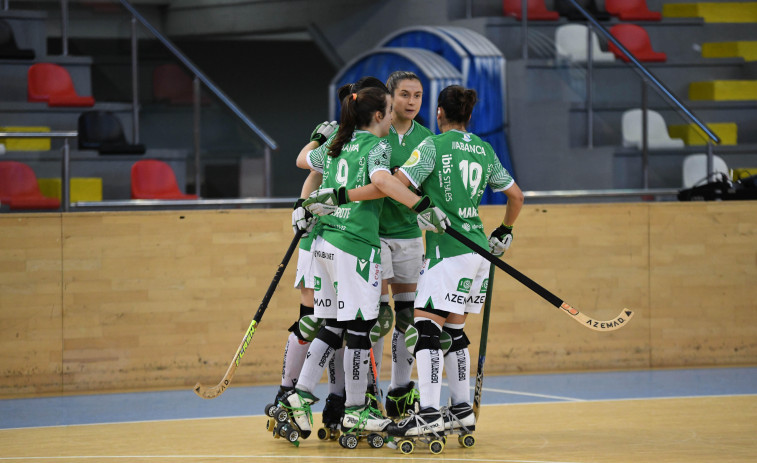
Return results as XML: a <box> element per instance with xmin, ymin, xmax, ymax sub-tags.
<box><xmin>400</xmin><ymin>129</ymin><xmax>514</xmax><ymax>259</ymax></box>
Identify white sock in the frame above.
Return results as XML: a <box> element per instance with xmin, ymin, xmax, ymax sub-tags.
<box><xmin>281</xmin><ymin>332</ymin><xmax>309</xmax><ymax>388</ymax></box>
<box><xmin>415</xmin><ymin>348</ymin><xmax>443</xmax><ymax>410</ymax></box>
<box><xmin>297</xmin><ymin>326</ymin><xmax>342</xmax><ymax>393</ymax></box>
<box><xmin>390</xmin><ymin>329</ymin><xmax>414</xmax><ymax>390</ymax></box>
<box><xmin>344</xmin><ymin>347</ymin><xmax>370</xmax><ymax>407</ymax></box>
<box><xmin>328</xmin><ymin>347</ymin><xmax>345</xmax><ymax>395</ymax></box>
<box><xmin>444</xmin><ymin>348</ymin><xmax>470</xmax><ymax>406</ymax></box>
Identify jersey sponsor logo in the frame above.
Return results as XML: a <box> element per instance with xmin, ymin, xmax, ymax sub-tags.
<box><xmin>315</xmin><ymin>298</ymin><xmax>332</xmax><ymax>307</ymax></box>
<box><xmin>442</xmin><ymin>153</ymin><xmax>453</xmax><ymax>202</ymax></box>
<box><xmin>451</xmin><ymin>141</ymin><xmax>485</xmax><ymax>155</ymax></box>
<box><xmin>358</xmin><ymin>259</ymin><xmax>368</xmax><ymax>270</ymax></box>
<box><xmin>458</xmin><ymin>207</ymin><xmax>479</xmax><ymax>218</ymax></box>
<box><xmin>342</xmin><ymin>144</ymin><xmax>359</xmax><ymax>153</ymax></box>
<box><xmin>333</xmin><ymin>207</ymin><xmax>351</xmax><ymax>219</ymax></box>
<box><xmin>480</xmin><ymin>278</ymin><xmax>489</xmax><ymax>294</ymax></box>
<box><xmin>403</xmin><ymin>149</ymin><xmax>421</xmax><ymax>167</ymax></box>
<box><xmin>457</xmin><ymin>278</ymin><xmax>473</xmax><ymax>293</ymax></box>
<box><xmin>314</xmin><ymin>250</ymin><xmax>335</xmax><ymax>260</ymax></box>
<box><xmin>314</xmin><ymin>276</ymin><xmax>322</xmax><ymax>291</ymax></box>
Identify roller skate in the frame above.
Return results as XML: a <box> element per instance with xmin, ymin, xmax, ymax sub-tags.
<box><xmin>337</xmin><ymin>394</ymin><xmax>393</xmax><ymax>449</ymax></box>
<box><xmin>264</xmin><ymin>385</ymin><xmax>293</xmax><ymax>418</ymax></box>
<box><xmin>441</xmin><ymin>402</ymin><xmax>476</xmax><ymax>448</ymax></box>
<box><xmin>317</xmin><ymin>393</ymin><xmax>345</xmax><ymax>441</ymax></box>
<box><xmin>386</xmin><ymin>406</ymin><xmax>446</xmax><ymax>455</ymax></box>
<box><xmin>385</xmin><ymin>381</ymin><xmax>420</xmax><ymax>419</ymax></box>
<box><xmin>269</xmin><ymin>388</ymin><xmax>319</xmax><ymax>446</ymax></box>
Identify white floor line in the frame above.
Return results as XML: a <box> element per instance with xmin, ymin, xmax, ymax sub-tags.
<box><xmin>0</xmin><ymin>455</ymin><xmax>590</xmax><ymax>463</ymax></box>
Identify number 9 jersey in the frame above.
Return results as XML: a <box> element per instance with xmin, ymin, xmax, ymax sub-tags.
<box><xmin>399</xmin><ymin>129</ymin><xmax>515</xmax><ymax>259</ymax></box>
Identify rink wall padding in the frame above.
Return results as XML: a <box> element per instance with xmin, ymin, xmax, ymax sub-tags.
<box><xmin>1</xmin><ymin>202</ymin><xmax>755</xmax><ymax>396</ymax></box>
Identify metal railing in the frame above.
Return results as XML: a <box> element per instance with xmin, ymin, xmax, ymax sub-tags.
<box><xmin>515</xmin><ymin>0</ymin><xmax>722</xmax><ymax>188</ymax></box>
<box><xmin>0</xmin><ymin>131</ymin><xmax>78</xmax><ymax>211</ymax></box>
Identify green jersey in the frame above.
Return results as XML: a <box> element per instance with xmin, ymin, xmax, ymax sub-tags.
<box><xmin>400</xmin><ymin>129</ymin><xmax>514</xmax><ymax>259</ymax></box>
<box><xmin>379</xmin><ymin>120</ymin><xmax>434</xmax><ymax>239</ymax></box>
<box><xmin>307</xmin><ymin>130</ymin><xmax>391</xmax><ymax>261</ymax></box>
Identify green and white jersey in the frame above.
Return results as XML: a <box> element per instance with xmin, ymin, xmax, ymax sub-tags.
<box><xmin>400</xmin><ymin>129</ymin><xmax>514</xmax><ymax>259</ymax></box>
<box><xmin>379</xmin><ymin>120</ymin><xmax>433</xmax><ymax>239</ymax></box>
<box><xmin>307</xmin><ymin>130</ymin><xmax>391</xmax><ymax>261</ymax></box>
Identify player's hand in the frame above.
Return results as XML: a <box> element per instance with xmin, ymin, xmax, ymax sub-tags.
<box><xmin>303</xmin><ymin>187</ymin><xmax>349</xmax><ymax>216</ymax></box>
<box><xmin>413</xmin><ymin>196</ymin><xmax>449</xmax><ymax>234</ymax></box>
<box><xmin>292</xmin><ymin>198</ymin><xmax>316</xmax><ymax>235</ymax></box>
<box><xmin>310</xmin><ymin>121</ymin><xmax>338</xmax><ymax>146</ymax></box>
<box><xmin>488</xmin><ymin>223</ymin><xmax>513</xmax><ymax>256</ymax></box>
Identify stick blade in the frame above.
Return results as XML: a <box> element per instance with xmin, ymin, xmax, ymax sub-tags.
<box><xmin>563</xmin><ymin>303</ymin><xmax>634</xmax><ymax>332</ymax></box>
<box><xmin>193</xmin><ymin>381</ymin><xmax>226</xmax><ymax>399</ymax></box>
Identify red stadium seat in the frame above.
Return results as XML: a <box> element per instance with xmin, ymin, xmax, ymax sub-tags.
<box><xmin>605</xmin><ymin>0</ymin><xmax>662</xmax><ymax>21</ymax></box>
<box><xmin>27</xmin><ymin>63</ymin><xmax>95</xmax><ymax>107</ymax></box>
<box><xmin>609</xmin><ymin>24</ymin><xmax>667</xmax><ymax>62</ymax></box>
<box><xmin>153</xmin><ymin>63</ymin><xmax>210</xmax><ymax>105</ymax></box>
<box><xmin>503</xmin><ymin>0</ymin><xmax>560</xmax><ymax>21</ymax></box>
<box><xmin>131</xmin><ymin>160</ymin><xmax>198</xmax><ymax>200</ymax></box>
<box><xmin>0</xmin><ymin>161</ymin><xmax>61</xmax><ymax>210</ymax></box>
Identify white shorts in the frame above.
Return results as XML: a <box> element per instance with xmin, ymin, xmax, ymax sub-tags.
<box><xmin>310</xmin><ymin>236</ymin><xmax>382</xmax><ymax>321</ymax></box>
<box><xmin>294</xmin><ymin>248</ymin><xmax>315</xmax><ymax>290</ymax></box>
<box><xmin>380</xmin><ymin>237</ymin><xmax>424</xmax><ymax>284</ymax></box>
<box><xmin>415</xmin><ymin>253</ymin><xmax>491</xmax><ymax>315</ymax></box>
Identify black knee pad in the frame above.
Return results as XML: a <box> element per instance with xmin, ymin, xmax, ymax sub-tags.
<box><xmin>344</xmin><ymin>318</ymin><xmax>375</xmax><ymax>350</ymax></box>
<box><xmin>442</xmin><ymin>326</ymin><xmax>470</xmax><ymax>353</ymax></box>
<box><xmin>405</xmin><ymin>319</ymin><xmax>442</xmax><ymax>355</ymax></box>
<box><xmin>288</xmin><ymin>305</ymin><xmax>315</xmax><ymax>342</ymax></box>
<box><xmin>316</xmin><ymin>322</ymin><xmax>344</xmax><ymax>350</ymax></box>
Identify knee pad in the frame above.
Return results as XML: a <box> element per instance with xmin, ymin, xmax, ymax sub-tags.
<box><xmin>404</xmin><ymin>319</ymin><xmax>441</xmax><ymax>356</ymax></box>
<box><xmin>442</xmin><ymin>325</ymin><xmax>470</xmax><ymax>354</ymax></box>
<box><xmin>377</xmin><ymin>303</ymin><xmax>394</xmax><ymax>337</ymax></box>
<box><xmin>289</xmin><ymin>305</ymin><xmax>325</xmax><ymax>342</ymax></box>
<box><xmin>394</xmin><ymin>301</ymin><xmax>413</xmax><ymax>333</ymax></box>
<box><xmin>316</xmin><ymin>323</ymin><xmax>344</xmax><ymax>349</ymax></box>
<box><xmin>344</xmin><ymin>319</ymin><xmax>375</xmax><ymax>349</ymax></box>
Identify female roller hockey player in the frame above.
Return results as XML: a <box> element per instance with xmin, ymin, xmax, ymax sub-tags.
<box><xmin>279</xmin><ymin>83</ymin><xmax>395</xmax><ymax>446</ymax></box>
<box><xmin>308</xmin><ymin>84</ymin><xmax>524</xmax><ymax>453</ymax></box>
<box><xmin>377</xmin><ymin>71</ymin><xmax>433</xmax><ymax>419</ymax></box>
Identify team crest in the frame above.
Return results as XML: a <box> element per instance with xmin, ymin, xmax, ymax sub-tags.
<box><xmin>463</xmin><ymin>133</ymin><xmax>472</xmax><ymax>142</ymax></box>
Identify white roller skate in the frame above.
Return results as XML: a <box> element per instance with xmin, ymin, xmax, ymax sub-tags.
<box><xmin>386</xmin><ymin>406</ymin><xmax>446</xmax><ymax>454</ymax></box>
<box><xmin>270</xmin><ymin>388</ymin><xmax>318</xmax><ymax>446</ymax></box>
<box><xmin>337</xmin><ymin>394</ymin><xmax>393</xmax><ymax>449</ymax></box>
<box><xmin>441</xmin><ymin>402</ymin><xmax>476</xmax><ymax>448</ymax></box>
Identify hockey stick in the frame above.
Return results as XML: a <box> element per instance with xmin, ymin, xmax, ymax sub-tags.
<box><xmin>445</xmin><ymin>227</ymin><xmax>633</xmax><ymax>332</ymax></box>
<box><xmin>473</xmin><ymin>264</ymin><xmax>495</xmax><ymax>420</ymax></box>
<box><xmin>368</xmin><ymin>347</ymin><xmax>387</xmax><ymax>416</ymax></box>
<box><xmin>194</xmin><ymin>229</ymin><xmax>305</xmax><ymax>399</ymax></box>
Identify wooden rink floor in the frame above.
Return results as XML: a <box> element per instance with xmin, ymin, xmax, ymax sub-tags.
<box><xmin>1</xmin><ymin>367</ymin><xmax>756</xmax><ymax>463</ymax></box>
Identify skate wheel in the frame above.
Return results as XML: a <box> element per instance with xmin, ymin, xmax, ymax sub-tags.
<box><xmin>274</xmin><ymin>407</ymin><xmax>289</xmax><ymax>424</ymax></box>
<box><xmin>285</xmin><ymin>426</ymin><xmax>300</xmax><ymax>443</ymax></box>
<box><xmin>273</xmin><ymin>422</ymin><xmax>283</xmax><ymax>439</ymax></box>
<box><xmin>279</xmin><ymin>423</ymin><xmax>290</xmax><ymax>438</ymax></box>
<box><xmin>459</xmin><ymin>433</ymin><xmax>475</xmax><ymax>448</ymax></box>
<box><xmin>429</xmin><ymin>438</ymin><xmax>444</xmax><ymax>455</ymax></box>
<box><xmin>367</xmin><ymin>433</ymin><xmax>384</xmax><ymax>448</ymax></box>
<box><xmin>398</xmin><ymin>439</ymin><xmax>414</xmax><ymax>454</ymax></box>
<box><xmin>344</xmin><ymin>434</ymin><xmax>359</xmax><ymax>449</ymax></box>
<box><xmin>266</xmin><ymin>418</ymin><xmax>275</xmax><ymax>432</ymax></box>
<box><xmin>441</xmin><ymin>435</ymin><xmax>447</xmax><ymax>445</ymax></box>
<box><xmin>317</xmin><ymin>427</ymin><xmax>329</xmax><ymax>440</ymax></box>
<box><xmin>338</xmin><ymin>435</ymin><xmax>348</xmax><ymax>448</ymax></box>
<box><xmin>330</xmin><ymin>429</ymin><xmax>341</xmax><ymax>440</ymax></box>
<box><xmin>264</xmin><ymin>402</ymin><xmax>277</xmax><ymax>417</ymax></box>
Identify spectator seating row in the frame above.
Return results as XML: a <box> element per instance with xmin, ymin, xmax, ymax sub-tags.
<box><xmin>0</xmin><ymin>18</ymin><xmax>35</xmax><ymax>59</ymax></box>
<box><xmin>0</xmin><ymin>159</ymin><xmax>196</xmax><ymax>210</ymax></box>
<box><xmin>555</xmin><ymin>23</ymin><xmax>666</xmax><ymax>62</ymax></box>
<box><xmin>503</xmin><ymin>0</ymin><xmax>661</xmax><ymax>22</ymax></box>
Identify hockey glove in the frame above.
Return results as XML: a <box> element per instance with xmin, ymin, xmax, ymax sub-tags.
<box><xmin>303</xmin><ymin>186</ymin><xmax>350</xmax><ymax>216</ymax></box>
<box><xmin>310</xmin><ymin>120</ymin><xmax>338</xmax><ymax>146</ymax></box>
<box><xmin>488</xmin><ymin>223</ymin><xmax>513</xmax><ymax>256</ymax></box>
<box><xmin>413</xmin><ymin>196</ymin><xmax>449</xmax><ymax>234</ymax></box>
<box><xmin>292</xmin><ymin>198</ymin><xmax>316</xmax><ymax>235</ymax></box>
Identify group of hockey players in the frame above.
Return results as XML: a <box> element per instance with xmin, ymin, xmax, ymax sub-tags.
<box><xmin>264</xmin><ymin>71</ymin><xmax>524</xmax><ymax>454</ymax></box>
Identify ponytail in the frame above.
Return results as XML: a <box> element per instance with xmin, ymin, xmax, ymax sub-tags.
<box><xmin>328</xmin><ymin>86</ymin><xmax>390</xmax><ymax>158</ymax></box>
<box><xmin>437</xmin><ymin>85</ymin><xmax>477</xmax><ymax>125</ymax></box>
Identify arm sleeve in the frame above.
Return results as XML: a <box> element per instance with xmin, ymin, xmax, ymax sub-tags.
<box><xmin>399</xmin><ymin>136</ymin><xmax>436</xmax><ymax>190</ymax></box>
<box><xmin>368</xmin><ymin>139</ymin><xmax>392</xmax><ymax>179</ymax></box>
<box><xmin>488</xmin><ymin>159</ymin><xmax>514</xmax><ymax>192</ymax></box>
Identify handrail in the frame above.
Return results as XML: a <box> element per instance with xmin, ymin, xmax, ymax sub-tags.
<box><xmin>0</xmin><ymin>130</ymin><xmax>78</xmax><ymax>212</ymax></box>
<box><xmin>564</xmin><ymin>0</ymin><xmax>720</xmax><ymax>145</ymax></box>
<box><xmin>117</xmin><ymin>0</ymin><xmax>278</xmax><ymax>151</ymax></box>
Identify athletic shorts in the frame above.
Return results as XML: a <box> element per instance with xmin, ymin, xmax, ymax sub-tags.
<box><xmin>310</xmin><ymin>235</ymin><xmax>382</xmax><ymax>321</ymax></box>
<box><xmin>415</xmin><ymin>252</ymin><xmax>491</xmax><ymax>315</ymax></box>
<box><xmin>293</xmin><ymin>248</ymin><xmax>315</xmax><ymax>290</ymax></box>
<box><xmin>379</xmin><ymin>237</ymin><xmax>424</xmax><ymax>284</ymax></box>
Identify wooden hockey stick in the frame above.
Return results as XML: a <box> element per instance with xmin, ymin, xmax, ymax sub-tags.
<box><xmin>194</xmin><ymin>229</ymin><xmax>304</xmax><ymax>399</ymax></box>
<box><xmin>368</xmin><ymin>347</ymin><xmax>387</xmax><ymax>417</ymax></box>
<box><xmin>473</xmin><ymin>264</ymin><xmax>495</xmax><ymax>420</ymax></box>
<box><xmin>446</xmin><ymin>227</ymin><xmax>633</xmax><ymax>332</ymax></box>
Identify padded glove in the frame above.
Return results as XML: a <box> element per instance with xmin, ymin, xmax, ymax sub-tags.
<box><xmin>488</xmin><ymin>223</ymin><xmax>513</xmax><ymax>256</ymax></box>
<box><xmin>292</xmin><ymin>198</ymin><xmax>316</xmax><ymax>235</ymax></box>
<box><xmin>413</xmin><ymin>196</ymin><xmax>449</xmax><ymax>234</ymax></box>
<box><xmin>310</xmin><ymin>121</ymin><xmax>338</xmax><ymax>146</ymax></box>
<box><xmin>303</xmin><ymin>186</ymin><xmax>349</xmax><ymax>216</ymax></box>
